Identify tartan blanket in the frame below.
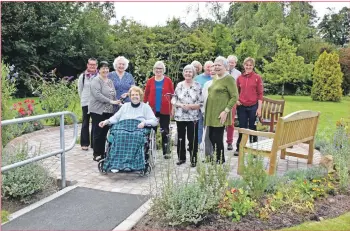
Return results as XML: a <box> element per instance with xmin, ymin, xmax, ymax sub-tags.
<box><xmin>103</xmin><ymin>119</ymin><xmax>150</xmax><ymax>172</ymax></box>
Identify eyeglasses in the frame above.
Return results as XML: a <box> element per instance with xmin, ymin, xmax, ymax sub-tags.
<box><xmin>155</xmin><ymin>68</ymin><xmax>163</xmax><ymax>70</ymax></box>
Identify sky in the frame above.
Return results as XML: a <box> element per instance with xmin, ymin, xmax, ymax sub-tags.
<box><xmin>112</xmin><ymin>2</ymin><xmax>350</xmax><ymax>27</ymax></box>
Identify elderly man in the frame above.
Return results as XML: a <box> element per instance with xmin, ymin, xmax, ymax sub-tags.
<box><xmin>77</xmin><ymin>58</ymin><xmax>99</xmax><ymax>151</ymax></box>
<box><xmin>194</xmin><ymin>61</ymin><xmax>213</xmax><ymax>146</ymax></box>
<box><xmin>226</xmin><ymin>55</ymin><xmax>241</xmax><ymax>151</ymax></box>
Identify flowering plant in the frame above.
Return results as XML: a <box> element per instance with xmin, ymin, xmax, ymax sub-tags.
<box><xmin>11</xmin><ymin>99</ymin><xmax>43</xmax><ymax>132</ymax></box>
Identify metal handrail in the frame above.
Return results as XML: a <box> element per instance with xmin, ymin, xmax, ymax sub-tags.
<box><xmin>1</xmin><ymin>111</ymin><xmax>78</xmax><ymax>189</ymax></box>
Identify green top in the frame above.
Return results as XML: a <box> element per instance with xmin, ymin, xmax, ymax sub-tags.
<box><xmin>204</xmin><ymin>74</ymin><xmax>238</xmax><ymax>127</ymax></box>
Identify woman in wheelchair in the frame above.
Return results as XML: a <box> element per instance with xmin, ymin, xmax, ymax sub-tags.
<box><xmin>98</xmin><ymin>86</ymin><xmax>158</xmax><ymax>174</ymax></box>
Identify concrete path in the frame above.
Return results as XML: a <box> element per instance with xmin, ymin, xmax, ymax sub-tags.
<box><xmin>6</xmin><ymin>123</ymin><xmax>322</xmax><ymax>196</ymax></box>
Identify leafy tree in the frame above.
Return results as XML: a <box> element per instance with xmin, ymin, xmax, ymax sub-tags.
<box><xmin>263</xmin><ymin>38</ymin><xmax>313</xmax><ymax>98</ymax></box>
<box><xmin>339</xmin><ymin>47</ymin><xmax>350</xmax><ymax>95</ymax></box>
<box><xmin>212</xmin><ymin>24</ymin><xmax>233</xmax><ymax>56</ymax></box>
<box><xmin>311</xmin><ymin>51</ymin><xmax>343</xmax><ymax>102</ymax></box>
<box><xmin>297</xmin><ymin>38</ymin><xmax>337</xmax><ymax>64</ymax></box>
<box><xmin>318</xmin><ymin>7</ymin><xmax>350</xmax><ymax>46</ymax></box>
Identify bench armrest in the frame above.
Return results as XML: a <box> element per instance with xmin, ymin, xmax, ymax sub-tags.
<box><xmin>238</xmin><ymin>128</ymin><xmax>275</xmax><ymax>138</ymax></box>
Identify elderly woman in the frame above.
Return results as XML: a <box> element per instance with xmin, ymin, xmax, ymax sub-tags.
<box><xmin>191</xmin><ymin>60</ymin><xmax>203</xmax><ymax>74</ymax></box>
<box><xmin>171</xmin><ymin>65</ymin><xmax>203</xmax><ymax>167</ymax></box>
<box><xmin>99</xmin><ymin>86</ymin><xmax>158</xmax><ymax>128</ymax></box>
<box><xmin>89</xmin><ymin>61</ymin><xmax>120</xmax><ymax>162</ymax></box>
<box><xmin>205</xmin><ymin>56</ymin><xmax>238</xmax><ymax>164</ymax></box>
<box><xmin>108</xmin><ymin>56</ymin><xmax>135</xmax><ymax>103</ymax></box>
<box><xmin>200</xmin><ymin>64</ymin><xmax>215</xmax><ymax>158</ymax></box>
<box><xmin>235</xmin><ymin>57</ymin><xmax>263</xmax><ymax>156</ymax></box>
<box><xmin>99</xmin><ymin>86</ymin><xmax>158</xmax><ymax>173</ymax></box>
<box><xmin>144</xmin><ymin>61</ymin><xmax>174</xmax><ymax>159</ymax></box>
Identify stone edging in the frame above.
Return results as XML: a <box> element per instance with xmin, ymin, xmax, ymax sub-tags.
<box><xmin>112</xmin><ymin>198</ymin><xmax>153</xmax><ymax>231</ymax></box>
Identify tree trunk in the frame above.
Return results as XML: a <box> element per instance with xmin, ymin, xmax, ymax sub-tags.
<box><xmin>281</xmin><ymin>83</ymin><xmax>285</xmax><ymax>99</ymax></box>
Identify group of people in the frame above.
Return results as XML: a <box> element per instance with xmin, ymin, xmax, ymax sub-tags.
<box><xmin>77</xmin><ymin>54</ymin><xmax>263</xmax><ymax>167</ymax></box>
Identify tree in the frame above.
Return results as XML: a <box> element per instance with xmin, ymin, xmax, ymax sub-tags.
<box><xmin>318</xmin><ymin>7</ymin><xmax>350</xmax><ymax>46</ymax></box>
<box><xmin>311</xmin><ymin>51</ymin><xmax>343</xmax><ymax>102</ymax></box>
<box><xmin>339</xmin><ymin>47</ymin><xmax>350</xmax><ymax>95</ymax></box>
<box><xmin>212</xmin><ymin>24</ymin><xmax>233</xmax><ymax>56</ymax></box>
<box><xmin>263</xmin><ymin>38</ymin><xmax>313</xmax><ymax>98</ymax></box>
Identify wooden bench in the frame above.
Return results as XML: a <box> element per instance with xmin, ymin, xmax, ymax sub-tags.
<box><xmin>260</xmin><ymin>97</ymin><xmax>285</xmax><ymax>132</ymax></box>
<box><xmin>237</xmin><ymin>110</ymin><xmax>320</xmax><ymax>175</ymax></box>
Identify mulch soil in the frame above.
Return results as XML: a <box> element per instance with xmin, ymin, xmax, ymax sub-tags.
<box><xmin>133</xmin><ymin>192</ymin><xmax>350</xmax><ymax>230</ymax></box>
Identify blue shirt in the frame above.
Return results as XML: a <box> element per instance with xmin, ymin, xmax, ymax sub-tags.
<box><xmin>108</xmin><ymin>71</ymin><xmax>135</xmax><ymax>102</ymax></box>
<box><xmin>194</xmin><ymin>73</ymin><xmax>212</xmax><ymax>88</ymax></box>
<box><xmin>155</xmin><ymin>78</ymin><xmax>164</xmax><ymax>112</ymax></box>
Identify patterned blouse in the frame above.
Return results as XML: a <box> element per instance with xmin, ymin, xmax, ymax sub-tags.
<box><xmin>171</xmin><ymin>81</ymin><xmax>203</xmax><ymax>121</ymax></box>
<box><xmin>103</xmin><ymin>80</ymin><xmax>117</xmax><ymax>114</ymax></box>
<box><xmin>108</xmin><ymin>71</ymin><xmax>135</xmax><ymax>102</ymax></box>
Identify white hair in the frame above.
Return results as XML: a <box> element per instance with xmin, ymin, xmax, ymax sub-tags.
<box><xmin>214</xmin><ymin>56</ymin><xmax>229</xmax><ymax>70</ymax></box>
<box><xmin>204</xmin><ymin>61</ymin><xmax>214</xmax><ymax>68</ymax></box>
<box><xmin>227</xmin><ymin>55</ymin><xmax>238</xmax><ymax>63</ymax></box>
<box><xmin>183</xmin><ymin>64</ymin><xmax>196</xmax><ymax>76</ymax></box>
<box><xmin>113</xmin><ymin>56</ymin><xmax>129</xmax><ymax>70</ymax></box>
<box><xmin>153</xmin><ymin>61</ymin><xmax>166</xmax><ymax>74</ymax></box>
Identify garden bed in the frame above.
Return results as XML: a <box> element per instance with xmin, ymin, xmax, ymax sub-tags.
<box><xmin>133</xmin><ymin>190</ymin><xmax>350</xmax><ymax>230</ymax></box>
<box><xmin>1</xmin><ymin>178</ymin><xmax>59</xmax><ymax>214</ymax></box>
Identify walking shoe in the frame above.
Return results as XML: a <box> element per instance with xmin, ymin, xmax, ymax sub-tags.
<box><xmin>227</xmin><ymin>144</ymin><xmax>233</xmax><ymax>150</ymax></box>
<box><xmin>176</xmin><ymin>160</ymin><xmax>186</xmax><ymax>165</ymax></box>
<box><xmin>234</xmin><ymin>150</ymin><xmax>239</xmax><ymax>156</ymax></box>
<box><xmin>163</xmin><ymin>154</ymin><xmax>171</xmax><ymax>159</ymax></box>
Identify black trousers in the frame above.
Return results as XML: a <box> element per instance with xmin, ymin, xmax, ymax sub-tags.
<box><xmin>91</xmin><ymin>112</ymin><xmax>113</xmax><ymax>157</ymax></box>
<box><xmin>155</xmin><ymin>112</ymin><xmax>170</xmax><ymax>155</ymax></box>
<box><xmin>176</xmin><ymin>121</ymin><xmax>198</xmax><ymax>163</ymax></box>
<box><xmin>80</xmin><ymin>106</ymin><xmax>94</xmax><ymax>148</ymax></box>
<box><xmin>209</xmin><ymin>126</ymin><xmax>225</xmax><ymax>163</ymax></box>
<box><xmin>236</xmin><ymin>103</ymin><xmax>258</xmax><ymax>151</ymax></box>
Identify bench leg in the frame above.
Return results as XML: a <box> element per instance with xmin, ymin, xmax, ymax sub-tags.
<box><xmin>268</xmin><ymin>150</ymin><xmax>278</xmax><ymax>175</ymax></box>
<box><xmin>280</xmin><ymin>148</ymin><xmax>286</xmax><ymax>159</ymax></box>
<box><xmin>237</xmin><ymin>134</ymin><xmax>249</xmax><ymax>175</ymax></box>
<box><xmin>307</xmin><ymin>139</ymin><xmax>314</xmax><ymax>164</ymax></box>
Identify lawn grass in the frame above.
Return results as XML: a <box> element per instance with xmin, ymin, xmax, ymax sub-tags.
<box><xmin>267</xmin><ymin>95</ymin><xmax>350</xmax><ymax>133</ymax></box>
<box><xmin>281</xmin><ymin>212</ymin><xmax>350</xmax><ymax>230</ymax></box>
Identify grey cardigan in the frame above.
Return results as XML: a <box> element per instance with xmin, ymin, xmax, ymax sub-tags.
<box><xmin>77</xmin><ymin>73</ymin><xmax>97</xmax><ymax>107</ymax></box>
<box><xmin>88</xmin><ymin>76</ymin><xmax>116</xmax><ymax>115</ymax></box>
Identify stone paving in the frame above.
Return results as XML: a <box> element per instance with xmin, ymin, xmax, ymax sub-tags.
<box><xmin>6</xmin><ymin>123</ymin><xmax>322</xmax><ymax>196</ymax></box>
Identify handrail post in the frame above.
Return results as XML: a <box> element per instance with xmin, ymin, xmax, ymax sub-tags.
<box><xmin>60</xmin><ymin>114</ymin><xmax>66</xmax><ymax>189</ymax></box>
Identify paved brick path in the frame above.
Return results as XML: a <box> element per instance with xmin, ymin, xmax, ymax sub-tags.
<box><xmin>6</xmin><ymin>124</ymin><xmax>321</xmax><ymax>196</ymax></box>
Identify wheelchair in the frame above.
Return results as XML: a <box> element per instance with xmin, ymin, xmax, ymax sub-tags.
<box><xmin>97</xmin><ymin>119</ymin><xmax>157</xmax><ymax>176</ymax></box>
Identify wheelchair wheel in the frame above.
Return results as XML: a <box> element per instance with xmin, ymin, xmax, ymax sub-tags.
<box><xmin>98</xmin><ymin>159</ymin><xmax>107</xmax><ymax>175</ymax></box>
<box><xmin>148</xmin><ymin>129</ymin><xmax>157</xmax><ymax>168</ymax></box>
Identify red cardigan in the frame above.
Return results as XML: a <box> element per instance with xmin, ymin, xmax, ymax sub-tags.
<box><xmin>236</xmin><ymin>72</ymin><xmax>264</xmax><ymax>107</ymax></box>
<box><xmin>143</xmin><ymin>76</ymin><xmax>174</xmax><ymax>115</ymax></box>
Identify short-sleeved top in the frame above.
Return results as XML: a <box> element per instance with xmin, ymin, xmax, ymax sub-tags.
<box><xmin>171</xmin><ymin>81</ymin><xmax>203</xmax><ymax>121</ymax></box>
<box><xmin>194</xmin><ymin>73</ymin><xmax>212</xmax><ymax>88</ymax></box>
<box><xmin>108</xmin><ymin>71</ymin><xmax>135</xmax><ymax>102</ymax></box>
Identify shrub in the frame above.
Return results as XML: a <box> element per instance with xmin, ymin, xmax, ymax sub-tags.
<box><xmin>311</xmin><ymin>51</ymin><xmax>343</xmax><ymax>102</ymax></box>
<box><xmin>1</xmin><ymin>63</ymin><xmax>19</xmax><ymax>147</ymax></box>
<box><xmin>339</xmin><ymin>47</ymin><xmax>350</xmax><ymax>95</ymax></box>
<box><xmin>242</xmin><ymin>154</ymin><xmax>269</xmax><ymax>199</ymax></box>
<box><xmin>284</xmin><ymin>166</ymin><xmax>327</xmax><ymax>181</ymax></box>
<box><xmin>1</xmin><ymin>210</ymin><xmax>10</xmax><ymax>223</ymax></box>
<box><xmin>1</xmin><ymin>143</ymin><xmax>55</xmax><ymax>203</ymax></box>
<box><xmin>151</xmin><ymin>181</ymin><xmax>219</xmax><ymax>226</ymax></box>
<box><xmin>218</xmin><ymin>188</ymin><xmax>256</xmax><ymax>222</ymax></box>
<box><xmin>27</xmin><ymin>67</ymin><xmax>78</xmax><ymax>126</ymax></box>
<box><xmin>323</xmin><ymin>126</ymin><xmax>350</xmax><ymax>192</ymax></box>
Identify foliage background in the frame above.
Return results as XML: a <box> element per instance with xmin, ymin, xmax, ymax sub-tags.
<box><xmin>1</xmin><ymin>2</ymin><xmax>349</xmax><ymax>98</ymax></box>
